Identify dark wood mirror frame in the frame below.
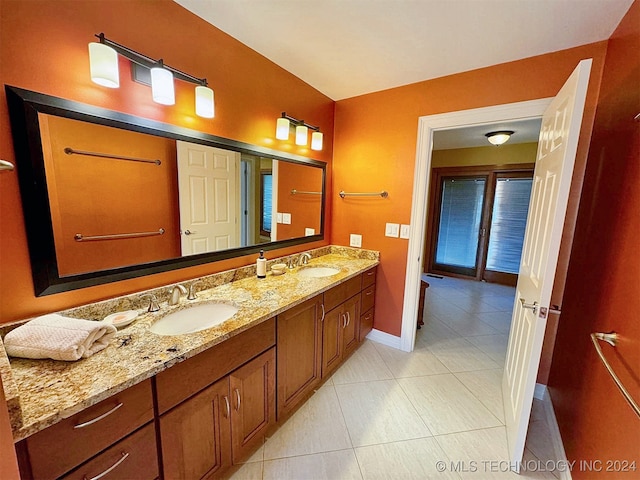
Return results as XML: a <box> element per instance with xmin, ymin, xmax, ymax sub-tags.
<box><xmin>5</xmin><ymin>85</ymin><xmax>326</xmax><ymax>296</ymax></box>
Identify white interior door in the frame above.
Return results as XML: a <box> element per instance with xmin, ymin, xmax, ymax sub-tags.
<box><xmin>503</xmin><ymin>59</ymin><xmax>591</xmax><ymax>470</ymax></box>
<box><xmin>177</xmin><ymin>141</ymin><xmax>240</xmax><ymax>255</ymax></box>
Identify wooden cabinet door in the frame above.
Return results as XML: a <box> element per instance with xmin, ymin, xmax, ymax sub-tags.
<box><xmin>229</xmin><ymin>348</ymin><xmax>275</xmax><ymax>464</ymax></box>
<box><xmin>159</xmin><ymin>378</ymin><xmax>232</xmax><ymax>480</ymax></box>
<box><xmin>322</xmin><ymin>306</ymin><xmax>344</xmax><ymax>378</ymax></box>
<box><xmin>277</xmin><ymin>296</ymin><xmax>323</xmax><ymax>418</ymax></box>
<box><xmin>342</xmin><ymin>295</ymin><xmax>361</xmax><ymax>357</ymax></box>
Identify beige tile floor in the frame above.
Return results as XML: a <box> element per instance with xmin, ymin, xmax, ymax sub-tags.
<box><xmin>230</xmin><ymin>276</ymin><xmax>561</xmax><ymax>480</ymax></box>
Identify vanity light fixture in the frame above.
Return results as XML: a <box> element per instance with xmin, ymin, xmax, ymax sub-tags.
<box><xmin>275</xmin><ymin>112</ymin><xmax>324</xmax><ymax>150</ymax></box>
<box><xmin>88</xmin><ymin>33</ymin><xmax>214</xmax><ymax>118</ymax></box>
<box><xmin>485</xmin><ymin>130</ymin><xmax>514</xmax><ymax>146</ymax></box>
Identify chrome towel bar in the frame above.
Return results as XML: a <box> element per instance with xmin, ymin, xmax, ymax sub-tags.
<box><xmin>339</xmin><ymin>190</ymin><xmax>388</xmax><ymax>198</ymax></box>
<box><xmin>0</xmin><ymin>159</ymin><xmax>15</xmax><ymax>171</ymax></box>
<box><xmin>74</xmin><ymin>228</ymin><xmax>165</xmax><ymax>242</ymax></box>
<box><xmin>64</xmin><ymin>147</ymin><xmax>161</xmax><ymax>165</ymax></box>
<box><xmin>590</xmin><ymin>332</ymin><xmax>640</xmax><ymax>418</ymax></box>
<box><xmin>291</xmin><ymin>189</ymin><xmax>322</xmax><ymax>195</ymax></box>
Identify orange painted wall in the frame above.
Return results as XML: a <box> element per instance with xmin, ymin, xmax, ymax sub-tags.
<box><xmin>276</xmin><ymin>161</ymin><xmax>324</xmax><ymax>240</ymax></box>
<box><xmin>332</xmin><ymin>43</ymin><xmax>607</xmax><ymax>336</ymax></box>
<box><xmin>0</xmin><ymin>0</ymin><xmax>333</xmax><ymax>322</ymax></box>
<box><xmin>548</xmin><ymin>1</ymin><xmax>640</xmax><ymax>475</ymax></box>
<box><xmin>41</xmin><ymin>115</ymin><xmax>181</xmax><ymax>276</ymax></box>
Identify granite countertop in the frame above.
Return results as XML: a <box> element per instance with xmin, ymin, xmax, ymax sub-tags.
<box><xmin>1</xmin><ymin>246</ymin><xmax>379</xmax><ymax>441</ymax></box>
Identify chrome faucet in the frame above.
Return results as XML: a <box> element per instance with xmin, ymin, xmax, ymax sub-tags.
<box><xmin>187</xmin><ymin>280</ymin><xmax>203</xmax><ymax>300</ymax></box>
<box><xmin>299</xmin><ymin>252</ymin><xmax>312</xmax><ymax>265</ymax></box>
<box><xmin>287</xmin><ymin>256</ymin><xmax>299</xmax><ymax>269</ymax></box>
<box><xmin>168</xmin><ymin>284</ymin><xmax>188</xmax><ymax>305</ymax></box>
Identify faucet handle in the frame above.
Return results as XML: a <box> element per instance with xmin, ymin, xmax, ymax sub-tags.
<box><xmin>287</xmin><ymin>257</ymin><xmax>299</xmax><ymax>269</ymax></box>
<box><xmin>141</xmin><ymin>294</ymin><xmax>160</xmax><ymax>312</ymax></box>
<box><xmin>187</xmin><ymin>281</ymin><xmax>203</xmax><ymax>300</ymax></box>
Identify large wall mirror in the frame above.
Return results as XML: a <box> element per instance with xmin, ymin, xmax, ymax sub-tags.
<box><xmin>6</xmin><ymin>86</ymin><xmax>326</xmax><ymax>296</ymax></box>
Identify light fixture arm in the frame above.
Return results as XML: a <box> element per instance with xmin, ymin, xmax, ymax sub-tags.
<box><xmin>280</xmin><ymin>112</ymin><xmax>320</xmax><ymax>132</ymax></box>
<box><xmin>96</xmin><ymin>33</ymin><xmax>207</xmax><ymax>86</ymax></box>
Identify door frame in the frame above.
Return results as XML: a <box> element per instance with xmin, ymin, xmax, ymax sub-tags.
<box><xmin>399</xmin><ymin>99</ymin><xmax>552</xmax><ymax>352</ymax></box>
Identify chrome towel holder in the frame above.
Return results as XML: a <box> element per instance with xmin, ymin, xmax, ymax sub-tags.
<box><xmin>339</xmin><ymin>190</ymin><xmax>388</xmax><ymax>198</ymax></box>
<box><xmin>591</xmin><ymin>332</ymin><xmax>640</xmax><ymax>418</ymax></box>
<box><xmin>0</xmin><ymin>159</ymin><xmax>15</xmax><ymax>171</ymax></box>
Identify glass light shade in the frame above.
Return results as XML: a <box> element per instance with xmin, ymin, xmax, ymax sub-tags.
<box><xmin>276</xmin><ymin>117</ymin><xmax>290</xmax><ymax>140</ymax></box>
<box><xmin>150</xmin><ymin>67</ymin><xmax>175</xmax><ymax>105</ymax></box>
<box><xmin>195</xmin><ymin>86</ymin><xmax>215</xmax><ymax>118</ymax></box>
<box><xmin>486</xmin><ymin>131</ymin><xmax>513</xmax><ymax>146</ymax></box>
<box><xmin>295</xmin><ymin>125</ymin><xmax>308</xmax><ymax>145</ymax></box>
<box><xmin>88</xmin><ymin>42</ymin><xmax>119</xmax><ymax>88</ymax></box>
<box><xmin>311</xmin><ymin>131</ymin><xmax>323</xmax><ymax>151</ymax></box>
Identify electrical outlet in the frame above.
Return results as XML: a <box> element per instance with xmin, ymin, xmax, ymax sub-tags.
<box><xmin>350</xmin><ymin>234</ymin><xmax>362</xmax><ymax>248</ymax></box>
<box><xmin>282</xmin><ymin>213</ymin><xmax>292</xmax><ymax>225</ymax></box>
<box><xmin>305</xmin><ymin>228</ymin><xmax>315</xmax><ymax>236</ymax></box>
<box><xmin>276</xmin><ymin>213</ymin><xmax>283</xmax><ymax>223</ymax></box>
<box><xmin>400</xmin><ymin>224</ymin><xmax>410</xmax><ymax>239</ymax></box>
<box><xmin>385</xmin><ymin>223</ymin><xmax>400</xmax><ymax>238</ymax></box>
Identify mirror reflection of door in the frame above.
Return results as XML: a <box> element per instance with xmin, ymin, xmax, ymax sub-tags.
<box><xmin>177</xmin><ymin>141</ymin><xmax>240</xmax><ymax>256</ymax></box>
<box><xmin>429</xmin><ymin>167</ymin><xmax>533</xmax><ymax>285</ymax></box>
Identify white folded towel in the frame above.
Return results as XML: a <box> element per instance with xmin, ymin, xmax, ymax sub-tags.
<box><xmin>3</xmin><ymin>314</ymin><xmax>117</xmax><ymax>361</ymax></box>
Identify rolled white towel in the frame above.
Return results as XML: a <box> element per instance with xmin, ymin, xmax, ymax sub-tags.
<box><xmin>3</xmin><ymin>314</ymin><xmax>117</xmax><ymax>361</ymax></box>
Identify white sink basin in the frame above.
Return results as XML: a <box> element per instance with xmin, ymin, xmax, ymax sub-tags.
<box><xmin>297</xmin><ymin>266</ymin><xmax>340</xmax><ymax>278</ymax></box>
<box><xmin>149</xmin><ymin>303</ymin><xmax>238</xmax><ymax>336</ymax></box>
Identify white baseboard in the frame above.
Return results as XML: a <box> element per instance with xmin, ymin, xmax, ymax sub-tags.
<box><xmin>534</xmin><ymin>383</ymin><xmax>547</xmax><ymax>400</ymax></box>
<box><xmin>366</xmin><ymin>329</ymin><xmax>402</xmax><ymax>349</ymax></box>
<box><xmin>537</xmin><ymin>384</ymin><xmax>572</xmax><ymax>480</ymax></box>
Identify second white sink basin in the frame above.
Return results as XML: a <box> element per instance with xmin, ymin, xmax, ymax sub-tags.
<box><xmin>297</xmin><ymin>266</ymin><xmax>340</xmax><ymax>278</ymax></box>
<box><xmin>149</xmin><ymin>303</ymin><xmax>238</xmax><ymax>336</ymax></box>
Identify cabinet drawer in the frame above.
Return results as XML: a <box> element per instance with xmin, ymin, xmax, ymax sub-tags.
<box><xmin>324</xmin><ymin>275</ymin><xmax>362</xmax><ymax>312</ymax></box>
<box><xmin>362</xmin><ymin>267</ymin><xmax>377</xmax><ymax>288</ymax></box>
<box><xmin>26</xmin><ymin>379</ymin><xmax>154</xmax><ymax>480</ymax></box>
<box><xmin>156</xmin><ymin>318</ymin><xmax>276</xmax><ymax>414</ymax></box>
<box><xmin>60</xmin><ymin>423</ymin><xmax>158</xmax><ymax>480</ymax></box>
<box><xmin>361</xmin><ymin>284</ymin><xmax>376</xmax><ymax>313</ymax></box>
<box><xmin>360</xmin><ymin>309</ymin><xmax>374</xmax><ymax>342</ymax></box>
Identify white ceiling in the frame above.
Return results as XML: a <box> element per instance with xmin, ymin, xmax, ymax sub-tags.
<box><xmin>433</xmin><ymin>118</ymin><xmax>542</xmax><ymax>150</ymax></box>
<box><xmin>175</xmin><ymin>0</ymin><xmax>632</xmax><ymax>101</ymax></box>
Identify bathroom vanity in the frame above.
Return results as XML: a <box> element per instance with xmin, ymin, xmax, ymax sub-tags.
<box><xmin>1</xmin><ymin>247</ymin><xmax>378</xmax><ymax>479</ymax></box>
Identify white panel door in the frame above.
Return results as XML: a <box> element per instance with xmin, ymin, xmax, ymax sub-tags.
<box><xmin>177</xmin><ymin>141</ymin><xmax>240</xmax><ymax>255</ymax></box>
<box><xmin>503</xmin><ymin>59</ymin><xmax>591</xmax><ymax>470</ymax></box>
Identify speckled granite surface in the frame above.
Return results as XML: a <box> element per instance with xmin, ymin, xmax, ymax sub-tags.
<box><xmin>1</xmin><ymin>246</ymin><xmax>379</xmax><ymax>441</ymax></box>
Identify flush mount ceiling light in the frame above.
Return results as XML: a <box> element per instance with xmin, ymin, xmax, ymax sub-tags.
<box><xmin>485</xmin><ymin>130</ymin><xmax>514</xmax><ymax>146</ymax></box>
<box><xmin>88</xmin><ymin>33</ymin><xmax>215</xmax><ymax>118</ymax></box>
<box><xmin>275</xmin><ymin>112</ymin><xmax>323</xmax><ymax>150</ymax></box>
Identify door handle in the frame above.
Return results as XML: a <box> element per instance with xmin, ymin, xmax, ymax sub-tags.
<box><xmin>223</xmin><ymin>395</ymin><xmax>230</xmax><ymax>418</ymax></box>
<box><xmin>519</xmin><ymin>298</ymin><xmax>538</xmax><ymax>314</ymax></box>
<box><xmin>234</xmin><ymin>388</ymin><xmax>241</xmax><ymax>411</ymax></box>
<box><xmin>183</xmin><ymin>230</ymin><xmax>196</xmax><ymax>235</ymax></box>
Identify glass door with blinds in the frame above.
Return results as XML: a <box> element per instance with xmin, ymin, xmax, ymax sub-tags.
<box><xmin>433</xmin><ymin>176</ymin><xmax>488</xmax><ymax>277</ymax></box>
<box><xmin>428</xmin><ymin>166</ymin><xmax>533</xmax><ymax>285</ymax></box>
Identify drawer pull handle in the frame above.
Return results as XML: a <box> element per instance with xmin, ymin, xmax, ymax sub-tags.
<box><xmin>367</xmin><ymin>271</ymin><xmax>374</xmax><ymax>276</ymax></box>
<box><xmin>346</xmin><ymin>311</ymin><xmax>351</xmax><ymax>327</ymax></box>
<box><xmin>234</xmin><ymin>388</ymin><xmax>241</xmax><ymax>411</ymax></box>
<box><xmin>320</xmin><ymin>303</ymin><xmax>325</xmax><ymax>322</ymax></box>
<box><xmin>74</xmin><ymin>402</ymin><xmax>123</xmax><ymax>429</ymax></box>
<box><xmin>365</xmin><ymin>291</ymin><xmax>373</xmax><ymax>296</ymax></box>
<box><xmin>342</xmin><ymin>314</ymin><xmax>346</xmax><ymax>328</ymax></box>
<box><xmin>84</xmin><ymin>452</ymin><xmax>129</xmax><ymax>480</ymax></box>
<box><xmin>223</xmin><ymin>395</ymin><xmax>230</xmax><ymax>418</ymax></box>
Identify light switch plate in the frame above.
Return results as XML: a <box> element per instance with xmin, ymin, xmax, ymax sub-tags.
<box><xmin>276</xmin><ymin>212</ymin><xmax>283</xmax><ymax>224</ymax></box>
<box><xmin>385</xmin><ymin>223</ymin><xmax>400</xmax><ymax>238</ymax></box>
<box><xmin>282</xmin><ymin>213</ymin><xmax>292</xmax><ymax>225</ymax></box>
<box><xmin>305</xmin><ymin>228</ymin><xmax>315</xmax><ymax>236</ymax></box>
<box><xmin>350</xmin><ymin>234</ymin><xmax>362</xmax><ymax>248</ymax></box>
<box><xmin>400</xmin><ymin>224</ymin><xmax>410</xmax><ymax>239</ymax></box>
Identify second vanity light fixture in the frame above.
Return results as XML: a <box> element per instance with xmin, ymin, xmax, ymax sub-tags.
<box><xmin>88</xmin><ymin>33</ymin><xmax>215</xmax><ymax>118</ymax></box>
<box><xmin>276</xmin><ymin>112</ymin><xmax>323</xmax><ymax>151</ymax></box>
